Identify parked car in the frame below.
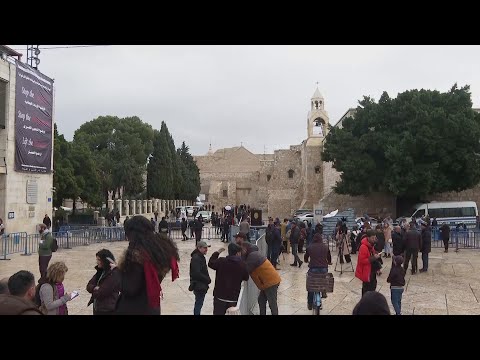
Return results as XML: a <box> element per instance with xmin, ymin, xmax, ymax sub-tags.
<box><xmin>293</xmin><ymin>209</ymin><xmax>313</xmax><ymax>217</ymax></box>
<box><xmin>295</xmin><ymin>213</ymin><xmax>314</xmax><ymax>225</ymax></box>
<box><xmin>196</xmin><ymin>211</ymin><xmax>212</xmax><ymax>223</ymax></box>
<box><xmin>355</xmin><ymin>217</ymin><xmax>378</xmax><ymax>228</ymax></box>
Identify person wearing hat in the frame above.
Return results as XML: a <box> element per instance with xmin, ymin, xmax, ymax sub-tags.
<box><xmin>355</xmin><ymin>229</ymin><xmax>381</xmax><ymax>296</ymax></box>
<box><xmin>419</xmin><ymin>220</ymin><xmax>431</xmax><ymax>272</ymax></box>
<box><xmin>387</xmin><ymin>255</ymin><xmax>406</xmax><ymax>315</ymax></box>
<box><xmin>189</xmin><ymin>241</ymin><xmax>211</xmax><ymax>315</ymax></box>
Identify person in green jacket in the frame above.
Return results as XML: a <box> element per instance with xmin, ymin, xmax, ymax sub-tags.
<box><xmin>38</xmin><ymin>224</ymin><xmax>53</xmax><ymax>281</ymax></box>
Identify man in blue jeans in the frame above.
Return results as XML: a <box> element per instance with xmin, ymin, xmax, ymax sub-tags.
<box><xmin>189</xmin><ymin>241</ymin><xmax>211</xmax><ymax>315</ymax></box>
<box><xmin>304</xmin><ymin>227</ymin><xmax>331</xmax><ymax>310</ymax></box>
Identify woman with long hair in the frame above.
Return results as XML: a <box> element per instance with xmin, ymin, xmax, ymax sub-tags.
<box><xmin>38</xmin><ymin>261</ymin><xmax>73</xmax><ymax>315</ymax></box>
<box><xmin>115</xmin><ymin>216</ymin><xmax>180</xmax><ymax>315</ymax></box>
<box><xmin>86</xmin><ymin>249</ymin><xmax>121</xmax><ymax>315</ymax></box>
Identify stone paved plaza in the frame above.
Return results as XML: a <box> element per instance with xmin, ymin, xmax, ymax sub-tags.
<box><xmin>2</xmin><ymin>231</ymin><xmax>480</xmax><ymax>315</ymax></box>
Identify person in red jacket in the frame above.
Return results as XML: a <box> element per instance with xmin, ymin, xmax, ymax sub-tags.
<box><xmin>355</xmin><ymin>229</ymin><xmax>381</xmax><ymax>296</ymax></box>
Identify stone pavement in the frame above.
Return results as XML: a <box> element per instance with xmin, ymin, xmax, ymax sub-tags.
<box><xmin>2</xmin><ymin>235</ymin><xmax>480</xmax><ymax>315</ymax></box>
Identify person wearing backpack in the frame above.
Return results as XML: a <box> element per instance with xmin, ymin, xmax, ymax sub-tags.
<box><xmin>39</xmin><ymin>261</ymin><xmax>74</xmax><ymax>315</ymax></box>
<box><xmin>38</xmin><ymin>223</ymin><xmax>54</xmax><ymax>281</ymax></box>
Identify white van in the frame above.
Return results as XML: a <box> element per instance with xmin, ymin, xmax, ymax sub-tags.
<box><xmin>410</xmin><ymin>201</ymin><xmax>478</xmax><ymax>227</ymax></box>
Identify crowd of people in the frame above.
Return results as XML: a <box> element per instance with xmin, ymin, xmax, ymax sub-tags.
<box><xmin>0</xmin><ymin>206</ymin><xmax>448</xmax><ymax>316</ymax></box>
<box><xmin>0</xmin><ymin>216</ymin><xmax>180</xmax><ymax>315</ymax></box>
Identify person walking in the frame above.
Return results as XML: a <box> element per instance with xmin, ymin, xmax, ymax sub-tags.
<box><xmin>115</xmin><ymin>216</ymin><xmax>180</xmax><ymax>315</ymax></box>
<box><xmin>38</xmin><ymin>223</ymin><xmax>54</xmax><ymax>281</ymax></box>
<box><xmin>189</xmin><ymin>241</ymin><xmax>211</xmax><ymax>315</ymax></box>
<box><xmin>355</xmin><ymin>229</ymin><xmax>381</xmax><ymax>296</ymax></box>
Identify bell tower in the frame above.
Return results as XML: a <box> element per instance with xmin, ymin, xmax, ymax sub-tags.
<box><xmin>307</xmin><ymin>86</ymin><xmax>329</xmax><ymax>146</ymax></box>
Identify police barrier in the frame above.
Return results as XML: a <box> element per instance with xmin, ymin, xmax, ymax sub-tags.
<box><xmin>1</xmin><ymin>227</ymin><xmax>126</xmax><ymax>259</ymax></box>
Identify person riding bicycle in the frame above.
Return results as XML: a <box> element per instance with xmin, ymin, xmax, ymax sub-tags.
<box><xmin>304</xmin><ymin>225</ymin><xmax>331</xmax><ymax>311</ymax></box>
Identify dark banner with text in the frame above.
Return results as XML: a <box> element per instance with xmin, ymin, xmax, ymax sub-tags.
<box><xmin>15</xmin><ymin>61</ymin><xmax>54</xmax><ymax>173</ymax></box>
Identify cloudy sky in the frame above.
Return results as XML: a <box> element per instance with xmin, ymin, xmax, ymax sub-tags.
<box><xmin>8</xmin><ymin>45</ymin><xmax>480</xmax><ymax>155</ymax></box>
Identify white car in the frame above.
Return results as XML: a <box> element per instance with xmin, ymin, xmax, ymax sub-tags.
<box><xmin>295</xmin><ymin>213</ymin><xmax>314</xmax><ymax>225</ymax></box>
<box><xmin>196</xmin><ymin>211</ymin><xmax>212</xmax><ymax>223</ymax></box>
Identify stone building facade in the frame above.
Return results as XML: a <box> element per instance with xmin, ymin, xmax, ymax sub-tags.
<box><xmin>194</xmin><ymin>92</ymin><xmax>480</xmax><ymax>220</ymax></box>
<box><xmin>194</xmin><ymin>88</ymin><xmax>328</xmax><ymax>219</ymax></box>
<box><xmin>0</xmin><ymin>47</ymin><xmax>54</xmax><ymax>234</ymax></box>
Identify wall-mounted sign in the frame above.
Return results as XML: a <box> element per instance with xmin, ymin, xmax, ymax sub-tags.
<box><xmin>26</xmin><ymin>180</ymin><xmax>38</xmax><ymax>204</ymax></box>
<box><xmin>8</xmin><ymin>212</ymin><xmax>14</xmax><ymax>219</ymax></box>
<box><xmin>48</xmin><ymin>197</ymin><xmax>52</xmax><ymax>203</ymax></box>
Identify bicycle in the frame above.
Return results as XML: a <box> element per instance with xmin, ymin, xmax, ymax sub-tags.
<box><xmin>306</xmin><ymin>272</ymin><xmax>334</xmax><ymax>315</ymax></box>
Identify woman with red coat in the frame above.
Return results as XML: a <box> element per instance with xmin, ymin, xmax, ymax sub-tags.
<box><xmin>355</xmin><ymin>229</ymin><xmax>381</xmax><ymax>297</ymax></box>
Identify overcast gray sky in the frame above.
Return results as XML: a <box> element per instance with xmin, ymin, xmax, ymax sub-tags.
<box><xmin>9</xmin><ymin>45</ymin><xmax>480</xmax><ymax>156</ymax></box>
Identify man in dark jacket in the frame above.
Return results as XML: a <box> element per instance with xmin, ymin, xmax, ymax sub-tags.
<box><xmin>208</xmin><ymin>243</ymin><xmax>249</xmax><ymax>315</ymax></box>
<box><xmin>271</xmin><ymin>221</ymin><xmax>283</xmax><ymax>269</ymax></box>
<box><xmin>265</xmin><ymin>217</ymin><xmax>275</xmax><ymax>262</ymax></box>
<box><xmin>190</xmin><ymin>241</ymin><xmax>211</xmax><ymax>315</ymax></box>
<box><xmin>392</xmin><ymin>225</ymin><xmax>405</xmax><ymax>260</ymax></box>
<box><xmin>181</xmin><ymin>218</ymin><xmax>188</xmax><ymax>241</ymax></box>
<box><xmin>0</xmin><ymin>270</ymin><xmax>43</xmax><ymax>315</ymax></box>
<box><xmin>403</xmin><ymin>223</ymin><xmax>422</xmax><ymax>275</ymax></box>
<box><xmin>420</xmin><ymin>221</ymin><xmax>431</xmax><ymax>272</ymax></box>
<box><xmin>194</xmin><ymin>217</ymin><xmax>204</xmax><ymax>245</ymax></box>
<box><xmin>289</xmin><ymin>222</ymin><xmax>303</xmax><ymax>268</ymax></box>
<box><xmin>159</xmin><ymin>217</ymin><xmax>169</xmax><ymax>233</ymax></box>
<box><xmin>304</xmin><ymin>232</ymin><xmax>331</xmax><ymax>310</ymax></box>
<box><xmin>43</xmin><ymin>214</ymin><xmax>52</xmax><ymax>229</ymax></box>
<box><xmin>440</xmin><ymin>223</ymin><xmax>451</xmax><ymax>252</ymax></box>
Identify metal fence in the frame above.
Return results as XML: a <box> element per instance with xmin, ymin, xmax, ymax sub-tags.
<box><xmin>430</xmin><ymin>228</ymin><xmax>480</xmax><ymax>250</ymax></box>
<box><xmin>0</xmin><ymin>227</ymin><xmax>126</xmax><ymax>260</ymax></box>
<box><xmin>167</xmin><ymin>226</ymin><xmax>222</xmax><ymax>241</ymax></box>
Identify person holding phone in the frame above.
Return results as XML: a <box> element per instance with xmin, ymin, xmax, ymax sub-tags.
<box><xmin>38</xmin><ymin>261</ymin><xmax>73</xmax><ymax>315</ymax></box>
<box><xmin>86</xmin><ymin>249</ymin><xmax>121</xmax><ymax>315</ymax></box>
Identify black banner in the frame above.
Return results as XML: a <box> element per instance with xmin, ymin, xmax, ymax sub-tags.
<box><xmin>15</xmin><ymin>61</ymin><xmax>54</xmax><ymax>173</ymax></box>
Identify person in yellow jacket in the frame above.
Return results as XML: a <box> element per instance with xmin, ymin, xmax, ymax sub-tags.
<box><xmin>242</xmin><ymin>243</ymin><xmax>281</xmax><ymax>315</ymax></box>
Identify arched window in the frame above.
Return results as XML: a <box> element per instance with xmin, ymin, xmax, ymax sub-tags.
<box><xmin>267</xmin><ymin>175</ymin><xmax>271</xmax><ymax>181</ymax></box>
<box><xmin>288</xmin><ymin>169</ymin><xmax>294</xmax><ymax>179</ymax></box>
<box><xmin>315</xmin><ymin>166</ymin><xmax>321</xmax><ymax>174</ymax></box>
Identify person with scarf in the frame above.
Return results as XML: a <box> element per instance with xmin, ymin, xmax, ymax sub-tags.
<box><xmin>115</xmin><ymin>216</ymin><xmax>180</xmax><ymax>315</ymax></box>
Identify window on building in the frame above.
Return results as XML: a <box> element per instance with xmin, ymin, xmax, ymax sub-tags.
<box><xmin>223</xmin><ymin>190</ymin><xmax>228</xmax><ymax>197</ymax></box>
<box><xmin>0</xmin><ymin>80</ymin><xmax>7</xmax><ymax>129</ymax></box>
<box><xmin>267</xmin><ymin>175</ymin><xmax>271</xmax><ymax>181</ymax></box>
<box><xmin>288</xmin><ymin>169</ymin><xmax>294</xmax><ymax>178</ymax></box>
<box><xmin>315</xmin><ymin>166</ymin><xmax>320</xmax><ymax>174</ymax></box>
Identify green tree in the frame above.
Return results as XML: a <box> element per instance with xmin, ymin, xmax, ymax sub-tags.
<box><xmin>177</xmin><ymin>141</ymin><xmax>201</xmax><ymax>201</ymax></box>
<box><xmin>147</xmin><ymin>128</ymin><xmax>174</xmax><ymax>199</ymax></box>
<box><xmin>53</xmin><ymin>124</ymin><xmax>79</xmax><ymax>208</ymax></box>
<box><xmin>74</xmin><ymin>116</ymin><xmax>154</xmax><ymax>203</ymax></box>
<box><xmin>322</xmin><ymin>84</ymin><xmax>480</xmax><ymax>201</ymax></box>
